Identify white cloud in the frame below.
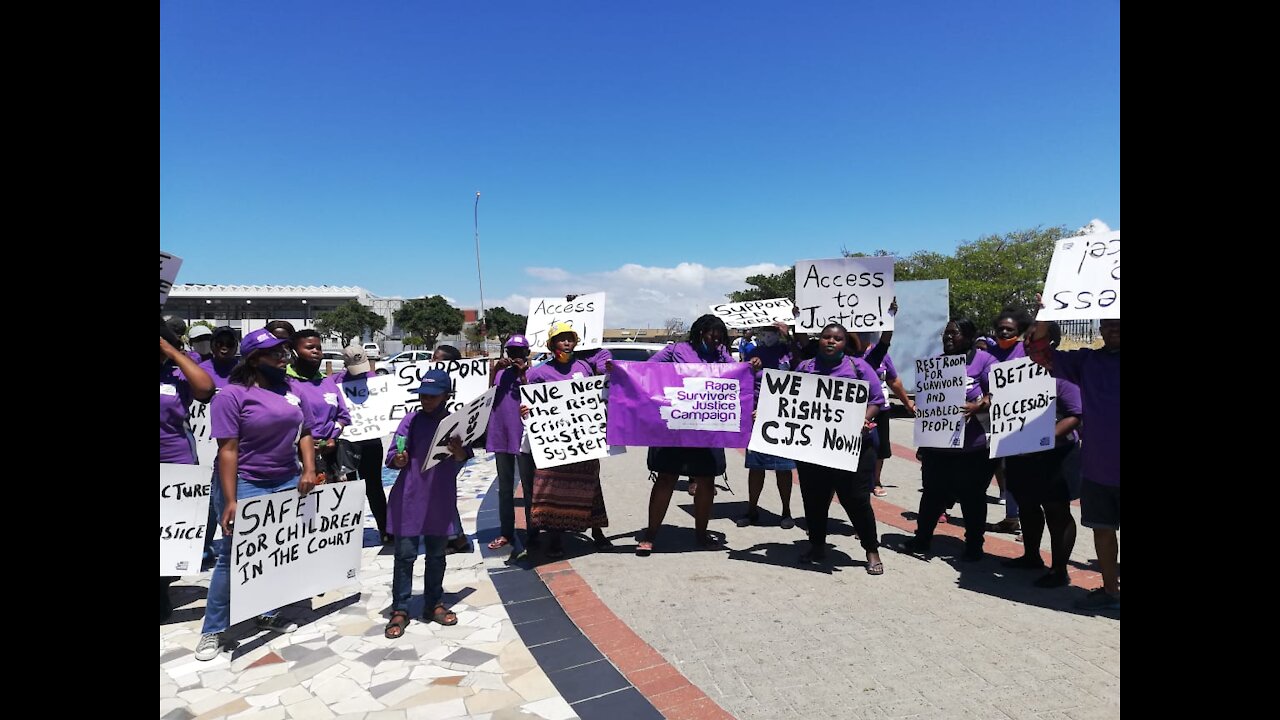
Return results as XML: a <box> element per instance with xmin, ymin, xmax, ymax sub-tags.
<box><xmin>473</xmin><ymin>261</ymin><xmax>789</xmax><ymax>328</ymax></box>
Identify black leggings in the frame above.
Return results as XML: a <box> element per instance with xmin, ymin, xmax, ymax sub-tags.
<box><xmin>797</xmin><ymin>443</ymin><xmax>879</xmax><ymax>553</ymax></box>
<box><xmin>494</xmin><ymin>452</ymin><xmax>537</xmax><ymax>541</ymax></box>
<box><xmin>914</xmin><ymin>450</ymin><xmax>997</xmax><ymax>550</ymax></box>
<box><xmin>340</xmin><ymin>438</ymin><xmax>388</xmax><ymax>536</ymax></box>
<box><xmin>1007</xmin><ymin>443</ymin><xmax>1080</xmax><ymax>571</ymax></box>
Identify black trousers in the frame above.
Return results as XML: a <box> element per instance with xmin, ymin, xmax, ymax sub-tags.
<box><xmin>339</xmin><ymin>437</ymin><xmax>388</xmax><ymax>536</ymax></box>
<box><xmin>495</xmin><ymin>451</ymin><xmax>537</xmax><ymax>541</ymax></box>
<box><xmin>914</xmin><ymin>450</ymin><xmax>997</xmax><ymax>549</ymax></box>
<box><xmin>797</xmin><ymin>442</ymin><xmax>879</xmax><ymax>553</ymax></box>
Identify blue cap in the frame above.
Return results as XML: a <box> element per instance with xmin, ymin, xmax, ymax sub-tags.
<box><xmin>413</xmin><ymin>369</ymin><xmax>452</xmax><ymax>396</ymax></box>
<box><xmin>241</xmin><ymin>328</ymin><xmax>289</xmax><ymax>357</ymax></box>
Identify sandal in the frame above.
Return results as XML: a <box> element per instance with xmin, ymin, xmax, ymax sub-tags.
<box><xmin>872</xmin><ymin>486</ymin><xmax>888</xmax><ymax>498</ymax></box>
<box><xmin>487</xmin><ymin>536</ymin><xmax>510</xmax><ymax>550</ymax></box>
<box><xmin>428</xmin><ymin>604</ymin><xmax>458</xmax><ymax>626</ymax></box>
<box><xmin>384</xmin><ymin>610</ymin><xmax>409</xmax><ymax>639</ymax></box>
<box><xmin>635</xmin><ymin>540</ymin><xmax>653</xmax><ymax>557</ymax></box>
<box><xmin>866</xmin><ymin>556</ymin><xmax>885</xmax><ymax>576</ymax></box>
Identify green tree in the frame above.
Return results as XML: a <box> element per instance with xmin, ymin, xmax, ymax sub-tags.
<box><xmin>482</xmin><ymin>306</ymin><xmax>528</xmax><ymax>344</ymax></box>
<box><xmin>393</xmin><ymin>295</ymin><xmax>463</xmax><ymax>348</ymax></box>
<box><xmin>725</xmin><ymin>267</ymin><xmax>796</xmax><ymax>302</ymax></box>
<box><xmin>314</xmin><ymin>300</ymin><xmax>387</xmax><ymax>347</ymax></box>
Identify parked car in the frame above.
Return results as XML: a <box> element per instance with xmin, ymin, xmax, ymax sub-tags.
<box><xmin>319</xmin><ymin>351</ymin><xmax>346</xmax><ymax>376</ymax></box>
<box><xmin>362</xmin><ymin>342</ymin><xmax>382</xmax><ymax>360</ymax></box>
<box><xmin>531</xmin><ymin>342</ymin><xmax>669</xmax><ymax>367</ymax></box>
<box><xmin>377</xmin><ymin>349</ymin><xmax>433</xmax><ymax>375</ymax></box>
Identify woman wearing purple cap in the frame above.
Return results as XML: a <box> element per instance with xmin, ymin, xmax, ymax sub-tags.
<box><xmin>195</xmin><ymin>328</ymin><xmax>319</xmax><ymax>661</ymax></box>
<box><xmin>383</xmin><ymin>369</ymin><xmax>471</xmax><ymax>638</ymax></box>
<box><xmin>521</xmin><ymin>323</ymin><xmax>611</xmax><ymax>558</ymax></box>
<box><xmin>636</xmin><ymin>314</ymin><xmax>736</xmax><ymax>555</ymax></box>
<box><xmin>486</xmin><ymin>334</ymin><xmax>538</xmax><ymax>552</ymax></box>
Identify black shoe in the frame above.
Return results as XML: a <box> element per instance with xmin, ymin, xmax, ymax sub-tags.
<box><xmin>1001</xmin><ymin>554</ymin><xmax>1046</xmax><ymax>570</ymax></box>
<box><xmin>961</xmin><ymin>546</ymin><xmax>983</xmax><ymax>562</ymax></box>
<box><xmin>1034</xmin><ymin>570</ymin><xmax>1070</xmax><ymax>588</ymax></box>
<box><xmin>779</xmin><ymin>514</ymin><xmax>795</xmax><ymax>530</ymax></box>
<box><xmin>734</xmin><ymin>510</ymin><xmax>759</xmax><ymax>528</ymax></box>
<box><xmin>902</xmin><ymin>537</ymin><xmax>931</xmax><ymax>555</ymax></box>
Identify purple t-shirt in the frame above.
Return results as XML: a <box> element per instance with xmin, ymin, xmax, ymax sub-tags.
<box><xmin>987</xmin><ymin>340</ymin><xmax>1027</xmax><ymax>363</ymax></box>
<box><xmin>851</xmin><ymin>344</ymin><xmax>898</xmax><ymax>409</ymax></box>
<box><xmin>385</xmin><ymin>407</ymin><xmax>467</xmax><ymax>536</ymax></box>
<box><xmin>210</xmin><ymin>383</ymin><xmax>309</xmax><ymax>481</ymax></box>
<box><xmin>575</xmin><ymin>347</ymin><xmax>613</xmax><ymax>376</ymax></box>
<box><xmin>486</xmin><ymin>366</ymin><xmax>528</xmax><ymax>454</ymax></box>
<box><xmin>288</xmin><ymin>369</ymin><xmax>351</xmax><ymax>442</ymax></box>
<box><xmin>1051</xmin><ymin>348</ymin><xmax>1120</xmax><ymax>487</ymax></box>
<box><xmin>743</xmin><ymin>342</ymin><xmax>792</xmax><ymax>404</ymax></box>
<box><xmin>199</xmin><ymin>357</ymin><xmax>237</xmax><ymax>391</ymax></box>
<box><xmin>794</xmin><ymin>355</ymin><xmax>886</xmax><ymax>449</ymax></box>
<box><xmin>960</xmin><ymin>349</ymin><xmax>1000</xmax><ymax>451</ymax></box>
<box><xmin>650</xmin><ymin>341</ymin><xmax>735</xmax><ymax>364</ymax></box>
<box><xmin>527</xmin><ymin>359</ymin><xmax>595</xmax><ymax>384</ymax></box>
<box><xmin>1053</xmin><ymin>378</ymin><xmax>1084</xmax><ymax>447</ymax></box>
<box><xmin>160</xmin><ymin>363</ymin><xmax>196</xmax><ymax>465</ymax></box>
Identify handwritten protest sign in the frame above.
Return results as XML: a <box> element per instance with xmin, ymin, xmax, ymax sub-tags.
<box><xmin>340</xmin><ymin>374</ymin><xmax>400</xmax><ymax>441</ymax></box>
<box><xmin>160</xmin><ymin>463</ymin><xmax>212</xmax><ymax>575</ymax></box>
<box><xmin>987</xmin><ymin>357</ymin><xmax>1057</xmax><ymax>459</ymax></box>
<box><xmin>606</xmin><ymin>361</ymin><xmax>755</xmax><ymax>448</ymax></box>
<box><xmin>525</xmin><ymin>293</ymin><xmax>605</xmax><ymax>350</ymax></box>
<box><xmin>1037</xmin><ymin>231</ymin><xmax>1120</xmax><ymax>321</ymax></box>
<box><xmin>748</xmin><ymin>369</ymin><xmax>871</xmax><ymax>470</ymax></box>
<box><xmin>186</xmin><ymin>398</ymin><xmax>217</xmax><ymax>467</ymax></box>
<box><xmin>521</xmin><ymin>376</ymin><xmax>610</xmax><ymax>469</ymax></box>
<box><xmin>423</xmin><ymin>387</ymin><xmax>497</xmax><ymax>470</ymax></box>
<box><xmin>161</xmin><ymin>250</ymin><xmax>183</xmax><ymax>308</ymax></box>
<box><xmin>392</xmin><ymin>358</ymin><xmax>491</xmax><ymax>414</ymax></box>
<box><xmin>709</xmin><ymin>298</ymin><xmax>796</xmax><ymax>329</ymax></box>
<box><xmin>913</xmin><ymin>355</ymin><xmax>968</xmax><ymax>448</ymax></box>
<box><xmin>795</xmin><ymin>256</ymin><xmax>895</xmax><ymax>333</ymax></box>
<box><xmin>229</xmin><ymin>481</ymin><xmax>365</xmax><ymax>625</ymax></box>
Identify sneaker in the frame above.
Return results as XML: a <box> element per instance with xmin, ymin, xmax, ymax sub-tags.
<box><xmin>1074</xmin><ymin>589</ymin><xmax>1120</xmax><ymax>611</ymax></box>
<box><xmin>779</xmin><ymin>515</ymin><xmax>795</xmax><ymax>530</ymax></box>
<box><xmin>734</xmin><ymin>510</ymin><xmax>759</xmax><ymax>528</ymax></box>
<box><xmin>195</xmin><ymin>633</ymin><xmax>222</xmax><ymax>661</ymax></box>
<box><xmin>255</xmin><ymin>615</ymin><xmax>298</xmax><ymax>634</ymax></box>
<box><xmin>1034</xmin><ymin>570</ymin><xmax>1070</xmax><ymax>588</ymax></box>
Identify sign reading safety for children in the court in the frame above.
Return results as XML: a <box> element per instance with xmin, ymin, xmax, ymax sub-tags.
<box><xmin>709</xmin><ymin>298</ymin><xmax>796</xmax><ymax>329</ymax></box>
<box><xmin>748</xmin><ymin>369</ymin><xmax>871</xmax><ymax>470</ymax></box>
<box><xmin>423</xmin><ymin>387</ymin><xmax>496</xmax><ymax>470</ymax></box>
<box><xmin>913</xmin><ymin>355</ymin><xmax>968</xmax><ymax>448</ymax></box>
<box><xmin>521</xmin><ymin>376</ymin><xmax>610</xmax><ymax>469</ymax></box>
<box><xmin>160</xmin><ymin>463</ymin><xmax>213</xmax><ymax>576</ymax></box>
<box><xmin>987</xmin><ymin>357</ymin><xmax>1057</xmax><ymax>459</ymax></box>
<box><xmin>1037</xmin><ymin>231</ymin><xmax>1120</xmax><ymax>321</ymax></box>
<box><xmin>794</xmin><ymin>256</ymin><xmax>896</xmax><ymax>333</ymax></box>
<box><xmin>340</xmin><ymin>375</ymin><xmax>400</xmax><ymax>442</ymax></box>
<box><xmin>229</xmin><ymin>481</ymin><xmax>365</xmax><ymax>625</ymax></box>
<box><xmin>525</xmin><ymin>293</ymin><xmax>605</xmax><ymax>350</ymax></box>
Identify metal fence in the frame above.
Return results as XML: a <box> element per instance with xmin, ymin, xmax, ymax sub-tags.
<box><xmin>1057</xmin><ymin>319</ymin><xmax>1099</xmax><ymax>344</ymax></box>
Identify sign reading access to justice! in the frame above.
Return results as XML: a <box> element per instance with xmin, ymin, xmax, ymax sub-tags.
<box><xmin>709</xmin><ymin>298</ymin><xmax>796</xmax><ymax>329</ymax></box>
<box><xmin>748</xmin><ymin>369</ymin><xmax>871</xmax><ymax>470</ymax></box>
<box><xmin>1037</xmin><ymin>231</ymin><xmax>1120</xmax><ymax>321</ymax></box>
<box><xmin>394</xmin><ymin>358</ymin><xmax>491</xmax><ymax>415</ymax></box>
<box><xmin>913</xmin><ymin>355</ymin><xmax>968</xmax><ymax>448</ymax></box>
<box><xmin>340</xmin><ymin>374</ymin><xmax>399</xmax><ymax>441</ymax></box>
<box><xmin>229</xmin><ymin>480</ymin><xmax>365</xmax><ymax>625</ymax></box>
<box><xmin>160</xmin><ymin>463</ymin><xmax>213</xmax><ymax>576</ymax></box>
<box><xmin>521</xmin><ymin>376</ymin><xmax>610</xmax><ymax>469</ymax></box>
<box><xmin>525</xmin><ymin>293</ymin><xmax>605</xmax><ymax>350</ymax></box>
<box><xmin>605</xmin><ymin>361</ymin><xmax>755</xmax><ymax>448</ymax></box>
<box><xmin>987</xmin><ymin>357</ymin><xmax>1057</xmax><ymax>459</ymax></box>
<box><xmin>422</xmin><ymin>386</ymin><xmax>497</xmax><ymax>470</ymax></box>
<box><xmin>160</xmin><ymin>250</ymin><xmax>183</xmax><ymax>308</ymax></box>
<box><xmin>795</xmin><ymin>256</ymin><xmax>895</xmax><ymax>333</ymax></box>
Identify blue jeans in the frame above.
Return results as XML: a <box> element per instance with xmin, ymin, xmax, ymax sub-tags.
<box><xmin>202</xmin><ymin>462</ymin><xmax>221</xmax><ymax>566</ymax></box>
<box><xmin>201</xmin><ymin>472</ymin><xmax>299</xmax><ymax>635</ymax></box>
<box><xmin>392</xmin><ymin>535</ymin><xmax>448</xmax><ymax>614</ymax></box>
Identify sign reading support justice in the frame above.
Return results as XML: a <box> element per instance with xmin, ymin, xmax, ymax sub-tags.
<box><xmin>605</xmin><ymin>361</ymin><xmax>755</xmax><ymax>448</ymax></box>
<box><xmin>423</xmin><ymin>387</ymin><xmax>496</xmax><ymax>470</ymax></box>
<box><xmin>709</xmin><ymin>298</ymin><xmax>796</xmax><ymax>329</ymax></box>
<box><xmin>229</xmin><ymin>481</ymin><xmax>365</xmax><ymax>625</ymax></box>
<box><xmin>394</xmin><ymin>358</ymin><xmax>491</xmax><ymax>415</ymax></box>
<box><xmin>748</xmin><ymin>369</ymin><xmax>871</xmax><ymax>470</ymax></box>
<box><xmin>525</xmin><ymin>293</ymin><xmax>605</xmax><ymax>350</ymax></box>
<box><xmin>794</xmin><ymin>256</ymin><xmax>896</xmax><ymax>333</ymax></box>
<box><xmin>521</xmin><ymin>376</ymin><xmax>610</xmax><ymax>469</ymax></box>
<box><xmin>160</xmin><ymin>463</ymin><xmax>213</xmax><ymax>575</ymax></box>
<box><xmin>987</xmin><ymin>357</ymin><xmax>1057</xmax><ymax>459</ymax></box>
<box><xmin>340</xmin><ymin>375</ymin><xmax>399</xmax><ymax>441</ymax></box>
<box><xmin>913</xmin><ymin>355</ymin><xmax>968</xmax><ymax>449</ymax></box>
<box><xmin>1037</xmin><ymin>231</ymin><xmax>1120</xmax><ymax>321</ymax></box>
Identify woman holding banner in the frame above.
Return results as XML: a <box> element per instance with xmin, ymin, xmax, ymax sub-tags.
<box><xmin>636</xmin><ymin>314</ymin><xmax>736</xmax><ymax>555</ymax></box>
<box><xmin>487</xmin><ymin>334</ymin><xmax>538</xmax><ymax>552</ymax></box>
<box><xmin>522</xmin><ymin>322</ymin><xmax>610</xmax><ymax>558</ymax></box>
<box><xmin>792</xmin><ymin>323</ymin><xmax>886</xmax><ymax>573</ymax></box>
<box><xmin>195</xmin><ymin>327</ymin><xmax>319</xmax><ymax>661</ymax></box>
<box><xmin>903</xmin><ymin>318</ymin><xmax>999</xmax><ymax>562</ymax></box>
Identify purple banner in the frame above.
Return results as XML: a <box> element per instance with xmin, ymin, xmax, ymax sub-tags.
<box><xmin>606</xmin><ymin>361</ymin><xmax>755</xmax><ymax>448</ymax></box>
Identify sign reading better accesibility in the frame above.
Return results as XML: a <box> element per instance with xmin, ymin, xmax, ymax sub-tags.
<box><xmin>987</xmin><ymin>357</ymin><xmax>1057</xmax><ymax>459</ymax></box>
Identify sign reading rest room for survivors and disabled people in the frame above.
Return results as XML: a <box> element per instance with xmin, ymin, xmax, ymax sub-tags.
<box><xmin>525</xmin><ymin>293</ymin><xmax>605</xmax><ymax>350</ymax></box>
<box><xmin>160</xmin><ymin>463</ymin><xmax>213</xmax><ymax>575</ymax></box>
<box><xmin>748</xmin><ymin>369</ymin><xmax>871</xmax><ymax>470</ymax></box>
<box><xmin>913</xmin><ymin>355</ymin><xmax>968</xmax><ymax>449</ymax></box>
<box><xmin>1036</xmin><ymin>230</ymin><xmax>1120</xmax><ymax>321</ymax></box>
<box><xmin>605</xmin><ymin>361</ymin><xmax>755</xmax><ymax>448</ymax></box>
<box><xmin>794</xmin><ymin>256</ymin><xmax>895</xmax><ymax>333</ymax></box>
<box><xmin>709</xmin><ymin>298</ymin><xmax>796</xmax><ymax>329</ymax></box>
<box><xmin>521</xmin><ymin>376</ymin><xmax>610</xmax><ymax>469</ymax></box>
<box><xmin>229</xmin><ymin>480</ymin><xmax>365</xmax><ymax>625</ymax></box>
<box><xmin>423</xmin><ymin>387</ymin><xmax>497</xmax><ymax>470</ymax></box>
<box><xmin>987</xmin><ymin>357</ymin><xmax>1057</xmax><ymax>459</ymax></box>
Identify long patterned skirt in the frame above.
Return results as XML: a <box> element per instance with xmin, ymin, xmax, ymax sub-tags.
<box><xmin>529</xmin><ymin>459</ymin><xmax>608</xmax><ymax>532</ymax></box>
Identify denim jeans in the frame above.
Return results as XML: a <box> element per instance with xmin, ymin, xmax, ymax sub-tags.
<box><xmin>201</xmin><ymin>472</ymin><xmax>299</xmax><ymax>635</ymax></box>
<box><xmin>494</xmin><ymin>452</ymin><xmax>536</xmax><ymax>541</ymax></box>
<box><xmin>202</xmin><ymin>462</ymin><xmax>221</xmax><ymax>566</ymax></box>
<box><xmin>392</xmin><ymin>535</ymin><xmax>448</xmax><ymax>614</ymax></box>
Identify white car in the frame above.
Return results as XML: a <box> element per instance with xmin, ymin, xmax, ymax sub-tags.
<box><xmin>362</xmin><ymin>342</ymin><xmax>382</xmax><ymax>360</ymax></box>
<box><xmin>377</xmin><ymin>349</ymin><xmax>433</xmax><ymax>375</ymax></box>
<box><xmin>319</xmin><ymin>351</ymin><xmax>346</xmax><ymax>376</ymax></box>
<box><xmin>531</xmin><ymin>342</ymin><xmax>669</xmax><ymax>366</ymax></box>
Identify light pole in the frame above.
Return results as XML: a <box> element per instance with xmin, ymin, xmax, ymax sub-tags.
<box><xmin>474</xmin><ymin>191</ymin><xmax>488</xmax><ymax>353</ymax></box>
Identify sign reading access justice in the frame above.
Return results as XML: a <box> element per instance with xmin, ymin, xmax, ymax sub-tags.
<box><xmin>605</xmin><ymin>361</ymin><xmax>755</xmax><ymax>448</ymax></box>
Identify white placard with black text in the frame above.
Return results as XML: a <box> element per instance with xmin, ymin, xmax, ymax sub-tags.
<box><xmin>748</xmin><ymin>369</ymin><xmax>871</xmax><ymax>470</ymax></box>
<box><xmin>987</xmin><ymin>357</ymin><xmax>1058</xmax><ymax>459</ymax></box>
<box><xmin>795</xmin><ymin>256</ymin><xmax>895</xmax><ymax>333</ymax></box>
<box><xmin>1037</xmin><ymin>231</ymin><xmax>1120</xmax><ymax>321</ymax></box>
<box><xmin>913</xmin><ymin>355</ymin><xmax>968</xmax><ymax>449</ymax></box>
<box><xmin>525</xmin><ymin>293</ymin><xmax>605</xmax><ymax>350</ymax></box>
<box><xmin>160</xmin><ymin>463</ymin><xmax>213</xmax><ymax>576</ymax></box>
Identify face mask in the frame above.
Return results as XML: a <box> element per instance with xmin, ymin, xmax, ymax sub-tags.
<box><xmin>259</xmin><ymin>365</ymin><xmax>287</xmax><ymax>385</ymax></box>
<box><xmin>996</xmin><ymin>336</ymin><xmax>1020</xmax><ymax>350</ymax></box>
<box><xmin>192</xmin><ymin>340</ymin><xmax>212</xmax><ymax>356</ymax></box>
<box><xmin>699</xmin><ymin>340</ymin><xmax>712</xmax><ymax>354</ymax></box>
<box><xmin>554</xmin><ymin>350</ymin><xmax>572</xmax><ymax>363</ymax></box>
<box><xmin>758</xmin><ymin>333</ymin><xmax>779</xmax><ymax>348</ymax></box>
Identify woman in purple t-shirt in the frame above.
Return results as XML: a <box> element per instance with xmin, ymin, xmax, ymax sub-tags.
<box><xmin>195</xmin><ymin>328</ymin><xmax>319</xmax><ymax>662</ymax></box>
<box><xmin>636</xmin><ymin>314</ymin><xmax>736</xmax><ymax>555</ymax></box>
<box><xmin>486</xmin><ymin>334</ymin><xmax>538</xmax><ymax>552</ymax></box>
<box><xmin>987</xmin><ymin>307</ymin><xmax>1034</xmax><ymax>533</ymax></box>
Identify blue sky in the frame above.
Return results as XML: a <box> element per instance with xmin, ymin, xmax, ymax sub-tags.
<box><xmin>160</xmin><ymin>1</ymin><xmax>1119</xmax><ymax>326</ymax></box>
